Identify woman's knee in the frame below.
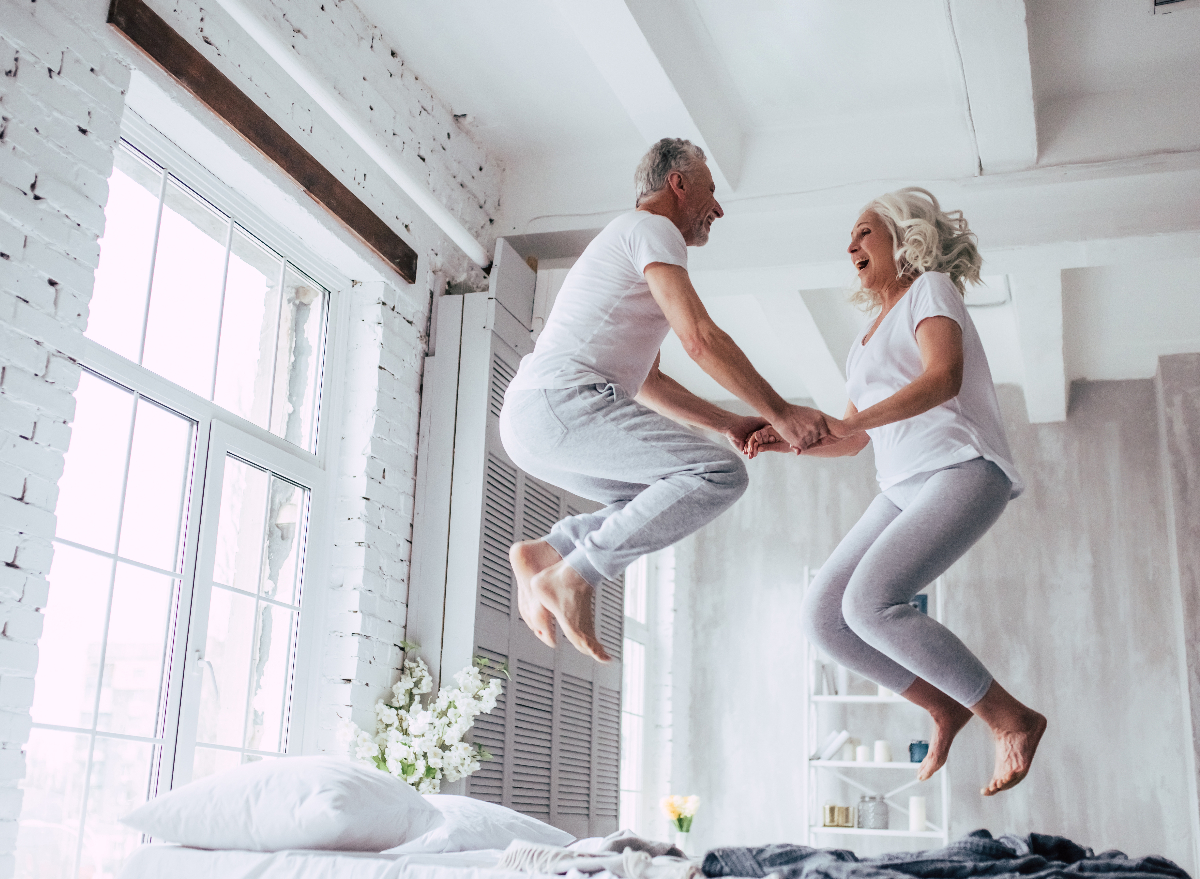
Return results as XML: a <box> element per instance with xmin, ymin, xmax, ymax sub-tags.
<box><xmin>841</xmin><ymin>582</ymin><xmax>891</xmax><ymax>639</ymax></box>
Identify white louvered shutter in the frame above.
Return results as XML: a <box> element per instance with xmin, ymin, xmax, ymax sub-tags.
<box><xmin>410</xmin><ymin>240</ymin><xmax>623</xmax><ymax>837</ymax></box>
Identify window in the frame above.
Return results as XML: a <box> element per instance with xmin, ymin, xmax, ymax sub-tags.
<box><xmin>619</xmin><ymin>556</ymin><xmax>649</xmax><ymax>830</ymax></box>
<box><xmin>16</xmin><ymin>127</ymin><xmax>341</xmax><ymax>879</ymax></box>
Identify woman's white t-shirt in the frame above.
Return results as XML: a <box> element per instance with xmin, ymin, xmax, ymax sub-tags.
<box><xmin>509</xmin><ymin>211</ymin><xmax>687</xmax><ymax>397</ymax></box>
<box><xmin>845</xmin><ymin>272</ymin><xmax>1024</xmax><ymax>498</ymax></box>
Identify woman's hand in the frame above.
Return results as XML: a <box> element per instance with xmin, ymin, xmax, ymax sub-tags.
<box><xmin>744</xmin><ymin>425</ymin><xmax>797</xmax><ymax>458</ymax></box>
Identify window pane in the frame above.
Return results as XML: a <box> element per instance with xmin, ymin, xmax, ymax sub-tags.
<box><xmin>619</xmin><ymin>712</ymin><xmax>643</xmax><ymax>791</ymax></box>
<box><xmin>212</xmin><ymin>228</ymin><xmax>282</xmax><ymax>430</ymax></box>
<box><xmin>117</xmin><ymin>397</ymin><xmax>193</xmax><ymax>572</ymax></box>
<box><xmin>82</xmin><ymin>737</ymin><xmax>158</xmax><ymax>875</ymax></box>
<box><xmin>212</xmin><ymin>458</ymin><xmax>268</xmax><ymax>593</ymax></box>
<box><xmin>622</xmin><ymin>639</ymin><xmax>645</xmax><ymax>717</ymax></box>
<box><xmin>244</xmin><ymin>603</ymin><xmax>298</xmax><ymax>753</ymax></box>
<box><xmin>625</xmin><ymin>557</ymin><xmax>647</xmax><ymax>624</ymax></box>
<box><xmin>95</xmin><ymin>564</ymin><xmax>175</xmax><ymax>738</ymax></box>
<box><xmin>88</xmin><ymin>146</ymin><xmax>161</xmax><ymax>361</ymax></box>
<box><xmin>15</xmin><ymin>728</ymin><xmax>91</xmax><ymax>879</ymax></box>
<box><xmin>261</xmin><ymin>475</ymin><xmax>307</xmax><ymax>606</ymax></box>
<box><xmin>197</xmin><ymin>586</ymin><xmax>256</xmax><ymax>749</ymax></box>
<box><xmin>55</xmin><ymin>373</ymin><xmax>135</xmax><ymax>553</ymax></box>
<box><xmin>190</xmin><ymin>746</ymin><xmax>246</xmax><ymax>783</ymax></box>
<box><xmin>33</xmin><ymin>545</ymin><xmax>112</xmax><ymax>730</ymax></box>
<box><xmin>268</xmin><ymin>266</ymin><xmax>326</xmax><ymax>451</ymax></box>
<box><xmin>141</xmin><ymin>177</ymin><xmax>229</xmax><ymax>398</ymax></box>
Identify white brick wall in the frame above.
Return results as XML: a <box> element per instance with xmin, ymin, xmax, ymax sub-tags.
<box><xmin>0</xmin><ymin>0</ymin><xmax>501</xmax><ymax>873</ymax></box>
<box><xmin>0</xmin><ymin>0</ymin><xmax>130</xmax><ymax>872</ymax></box>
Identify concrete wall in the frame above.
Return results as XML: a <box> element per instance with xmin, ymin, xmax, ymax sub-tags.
<box><xmin>670</xmin><ymin>379</ymin><xmax>1196</xmax><ymax>873</ymax></box>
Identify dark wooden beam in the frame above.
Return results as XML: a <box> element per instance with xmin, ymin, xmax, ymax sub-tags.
<box><xmin>107</xmin><ymin>0</ymin><xmax>419</xmax><ymax>284</ymax></box>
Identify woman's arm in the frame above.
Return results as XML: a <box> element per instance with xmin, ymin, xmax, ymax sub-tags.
<box><xmin>830</xmin><ymin>316</ymin><xmax>964</xmax><ymax>437</ymax></box>
<box><xmin>747</xmin><ymin>402</ymin><xmax>870</xmax><ymax>459</ymax></box>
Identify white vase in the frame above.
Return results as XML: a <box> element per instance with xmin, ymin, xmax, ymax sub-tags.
<box><xmin>674</xmin><ymin>830</ymin><xmax>690</xmax><ymax>856</ymax></box>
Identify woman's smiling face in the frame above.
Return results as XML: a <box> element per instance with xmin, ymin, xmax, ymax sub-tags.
<box><xmin>848</xmin><ymin>210</ymin><xmax>899</xmax><ymax>292</ymax></box>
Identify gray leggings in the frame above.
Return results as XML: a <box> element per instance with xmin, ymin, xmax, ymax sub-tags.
<box><xmin>803</xmin><ymin>457</ymin><xmax>1010</xmax><ymax>707</ymax></box>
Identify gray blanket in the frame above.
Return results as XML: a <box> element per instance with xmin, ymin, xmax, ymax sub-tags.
<box><xmin>701</xmin><ymin>830</ymin><xmax>1190</xmax><ymax>879</ymax></box>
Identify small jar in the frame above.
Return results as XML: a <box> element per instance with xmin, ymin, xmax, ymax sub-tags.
<box><xmin>857</xmin><ymin>795</ymin><xmax>888</xmax><ymax>830</ymax></box>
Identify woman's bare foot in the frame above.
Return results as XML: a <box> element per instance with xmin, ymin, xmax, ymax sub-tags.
<box><xmin>509</xmin><ymin>540</ymin><xmax>561</xmax><ymax>648</ymax></box>
<box><xmin>918</xmin><ymin>699</ymin><xmax>974</xmax><ymax>782</ymax></box>
<box><xmin>982</xmin><ymin>709</ymin><xmax>1047</xmax><ymax>795</ymax></box>
<box><xmin>899</xmin><ymin>677</ymin><xmax>973</xmax><ymax>780</ymax></box>
<box><xmin>531</xmin><ymin>560</ymin><xmax>612</xmax><ymax>663</ymax></box>
<box><xmin>970</xmin><ymin>680</ymin><xmax>1047</xmax><ymax>796</ymax></box>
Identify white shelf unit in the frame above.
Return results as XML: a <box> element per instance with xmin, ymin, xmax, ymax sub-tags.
<box><xmin>802</xmin><ymin>567</ymin><xmax>951</xmax><ymax>850</ymax></box>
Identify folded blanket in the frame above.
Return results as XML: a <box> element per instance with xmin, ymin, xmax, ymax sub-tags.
<box><xmin>499</xmin><ymin>831</ymin><xmax>698</xmax><ymax>879</ymax></box>
<box><xmin>701</xmin><ymin>830</ymin><xmax>1190</xmax><ymax>879</ymax></box>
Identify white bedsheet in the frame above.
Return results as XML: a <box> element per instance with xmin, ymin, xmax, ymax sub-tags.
<box><xmin>117</xmin><ymin>845</ymin><xmax>513</xmax><ymax>879</ymax></box>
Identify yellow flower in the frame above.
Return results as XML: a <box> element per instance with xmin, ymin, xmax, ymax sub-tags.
<box><xmin>660</xmin><ymin>795</ymin><xmax>682</xmax><ymax>821</ymax></box>
<box><xmin>661</xmin><ymin>794</ymin><xmax>699</xmax><ymax>831</ymax></box>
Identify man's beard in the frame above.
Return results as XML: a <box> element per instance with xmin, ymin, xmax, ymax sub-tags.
<box><xmin>690</xmin><ymin>213</ymin><xmax>710</xmax><ymax>246</ymax></box>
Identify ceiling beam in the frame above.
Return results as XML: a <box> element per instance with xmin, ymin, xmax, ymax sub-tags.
<box><xmin>753</xmin><ymin>292</ymin><xmax>849</xmax><ymax>416</ymax></box>
<box><xmin>1011</xmin><ymin>271</ymin><xmax>1067</xmax><ymax>423</ymax></box>
<box><xmin>551</xmin><ymin>0</ymin><xmax>744</xmax><ymax>191</ymax></box>
<box><xmin>948</xmin><ymin>0</ymin><xmax>1038</xmax><ymax>174</ymax></box>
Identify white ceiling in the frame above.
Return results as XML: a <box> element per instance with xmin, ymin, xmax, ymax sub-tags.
<box><xmin>355</xmin><ymin>0</ymin><xmax>1200</xmax><ymax>421</ymax></box>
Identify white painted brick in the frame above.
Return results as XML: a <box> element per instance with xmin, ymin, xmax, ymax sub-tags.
<box><xmin>18</xmin><ymin>474</ymin><xmax>55</xmax><ymax>512</ymax></box>
<box><xmin>0</xmin><ymin>366</ymin><xmax>75</xmax><ymax>422</ymax></box>
<box><xmin>0</xmin><ymin>713</ymin><xmax>27</xmax><ymax>746</ymax></box>
<box><xmin>0</xmin><ymin>467</ymin><xmax>21</xmax><ymax>502</ymax></box>
<box><xmin>13</xmin><ymin>540</ymin><xmax>51</xmax><ymax>580</ymax></box>
<box><xmin>0</xmin><ymin>400</ymin><xmax>38</xmax><ymax>445</ymax></box>
<box><xmin>0</xmin><ymin>676</ymin><xmax>34</xmax><ymax>712</ymax></box>
<box><xmin>0</xmin><ymin>535</ymin><xmax>15</xmax><ymax>567</ymax></box>
<box><xmin>1</xmin><ymin>606</ymin><xmax>42</xmax><ymax>643</ymax></box>
<box><xmin>0</xmin><ymin>788</ymin><xmax>23</xmax><ymax>821</ymax></box>
<box><xmin>30</xmin><ymin>418</ymin><xmax>68</xmax><ymax>452</ymax></box>
<box><xmin>19</xmin><ymin>576</ymin><xmax>47</xmax><ymax>610</ymax></box>
<box><xmin>43</xmin><ymin>355</ymin><xmax>79</xmax><ymax>392</ymax></box>
<box><xmin>0</xmin><ymin>495</ymin><xmax>55</xmax><ymax>538</ymax></box>
<box><xmin>0</xmin><ymin>7</ymin><xmax>66</xmax><ymax>71</ymax></box>
<box><xmin>0</xmin><ymin>641</ymin><xmax>36</xmax><ymax>675</ymax></box>
<box><xmin>0</xmin><ymin>325</ymin><xmax>46</xmax><ymax>377</ymax></box>
<box><xmin>7</xmin><ymin>296</ymin><xmax>85</xmax><ymax>360</ymax></box>
<box><xmin>0</xmin><ymin>432</ymin><xmax>63</xmax><ymax>482</ymax></box>
<box><xmin>0</xmin><ymin>255</ymin><xmax>57</xmax><ymax>313</ymax></box>
<box><xmin>22</xmin><ymin>237</ymin><xmax>97</xmax><ymax>295</ymax></box>
<box><xmin>0</xmin><ymin>150</ymin><xmax>36</xmax><ymax>197</ymax></box>
<box><xmin>0</xmin><ymin>571</ymin><xmax>20</xmax><ymax>604</ymax></box>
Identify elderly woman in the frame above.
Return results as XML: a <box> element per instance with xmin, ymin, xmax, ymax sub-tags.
<box><xmin>750</xmin><ymin>188</ymin><xmax>1045</xmax><ymax>795</ymax></box>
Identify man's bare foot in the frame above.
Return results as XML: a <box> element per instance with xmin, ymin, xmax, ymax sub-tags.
<box><xmin>982</xmin><ymin>709</ymin><xmax>1047</xmax><ymax>796</ymax></box>
<box><xmin>509</xmin><ymin>540</ymin><xmax>561</xmax><ymax>649</ymax></box>
<box><xmin>530</xmin><ymin>560</ymin><xmax>612</xmax><ymax>663</ymax></box>
<box><xmin>918</xmin><ymin>699</ymin><xmax>973</xmax><ymax>782</ymax></box>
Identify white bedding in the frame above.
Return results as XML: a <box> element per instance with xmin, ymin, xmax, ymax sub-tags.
<box><xmin>117</xmin><ymin>845</ymin><xmax>513</xmax><ymax>879</ymax></box>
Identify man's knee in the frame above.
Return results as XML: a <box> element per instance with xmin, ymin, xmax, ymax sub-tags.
<box><xmin>709</xmin><ymin>449</ymin><xmax>749</xmax><ymax>500</ymax></box>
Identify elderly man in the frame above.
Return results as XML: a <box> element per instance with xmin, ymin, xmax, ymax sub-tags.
<box><xmin>499</xmin><ymin>138</ymin><xmax>828</xmax><ymax>661</ymax></box>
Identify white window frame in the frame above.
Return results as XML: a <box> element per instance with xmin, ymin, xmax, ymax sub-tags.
<box><xmin>56</xmin><ymin>112</ymin><xmax>351</xmax><ymax>784</ymax></box>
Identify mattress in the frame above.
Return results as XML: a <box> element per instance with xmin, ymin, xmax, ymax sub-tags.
<box><xmin>117</xmin><ymin>845</ymin><xmax>514</xmax><ymax>879</ymax></box>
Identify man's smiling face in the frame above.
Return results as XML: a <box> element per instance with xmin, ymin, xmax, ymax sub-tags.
<box><xmin>681</xmin><ymin>162</ymin><xmax>723</xmax><ymax>246</ymax></box>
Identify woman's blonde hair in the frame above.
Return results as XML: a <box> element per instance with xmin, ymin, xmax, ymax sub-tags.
<box><xmin>851</xmin><ymin>187</ymin><xmax>982</xmax><ymax>309</ymax></box>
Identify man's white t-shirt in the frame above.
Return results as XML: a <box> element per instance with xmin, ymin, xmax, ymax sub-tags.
<box><xmin>845</xmin><ymin>272</ymin><xmax>1024</xmax><ymax>498</ymax></box>
<box><xmin>509</xmin><ymin>211</ymin><xmax>687</xmax><ymax>397</ymax></box>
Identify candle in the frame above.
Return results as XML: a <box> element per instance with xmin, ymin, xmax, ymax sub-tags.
<box><xmin>855</xmin><ymin>744</ymin><xmax>871</xmax><ymax>762</ymax></box>
<box><xmin>909</xmin><ymin>796</ymin><xmax>927</xmax><ymax>832</ymax></box>
<box><xmin>874</xmin><ymin>740</ymin><xmax>892</xmax><ymax>763</ymax></box>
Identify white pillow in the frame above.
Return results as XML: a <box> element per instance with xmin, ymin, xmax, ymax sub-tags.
<box><xmin>122</xmin><ymin>756</ymin><xmax>442</xmax><ymax>852</ymax></box>
<box><xmin>384</xmin><ymin>795</ymin><xmax>574</xmax><ymax>853</ymax></box>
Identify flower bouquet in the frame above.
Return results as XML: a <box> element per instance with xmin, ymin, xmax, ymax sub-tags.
<box><xmin>661</xmin><ymin>794</ymin><xmax>700</xmax><ymax>853</ymax></box>
<box><xmin>342</xmin><ymin>653</ymin><xmax>505</xmax><ymax>793</ymax></box>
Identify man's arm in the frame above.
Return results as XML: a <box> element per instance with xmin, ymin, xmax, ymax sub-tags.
<box><xmin>636</xmin><ymin>353</ymin><xmax>768</xmax><ymax>451</ymax></box>
<box><xmin>644</xmin><ymin>262</ymin><xmax>829</xmax><ymax>449</ymax></box>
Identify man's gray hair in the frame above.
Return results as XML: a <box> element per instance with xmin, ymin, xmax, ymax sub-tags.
<box><xmin>634</xmin><ymin>138</ymin><xmax>707</xmax><ymax>206</ymax></box>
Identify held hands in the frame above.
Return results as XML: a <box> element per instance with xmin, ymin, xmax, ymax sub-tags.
<box><xmin>722</xmin><ymin>414</ymin><xmax>771</xmax><ymax>453</ymax></box>
<box><xmin>743</xmin><ymin>409</ymin><xmax>862</xmax><ymax>458</ymax></box>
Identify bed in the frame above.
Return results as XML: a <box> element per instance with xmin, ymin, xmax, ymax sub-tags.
<box><xmin>117</xmin><ymin>846</ymin><xmax>510</xmax><ymax>879</ymax></box>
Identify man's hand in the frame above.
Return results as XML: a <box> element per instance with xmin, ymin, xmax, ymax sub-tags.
<box><xmin>745</xmin><ymin>425</ymin><xmax>796</xmax><ymax>458</ymax></box>
<box><xmin>722</xmin><ymin>414</ymin><xmax>770</xmax><ymax>454</ymax></box>
<box><xmin>770</xmin><ymin>403</ymin><xmax>830</xmax><ymax>451</ymax></box>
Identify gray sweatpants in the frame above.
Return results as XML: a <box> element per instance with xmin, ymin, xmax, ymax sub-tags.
<box><xmin>804</xmin><ymin>457</ymin><xmax>1010</xmax><ymax>707</ymax></box>
<box><xmin>499</xmin><ymin>383</ymin><xmax>749</xmax><ymax>587</ymax></box>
